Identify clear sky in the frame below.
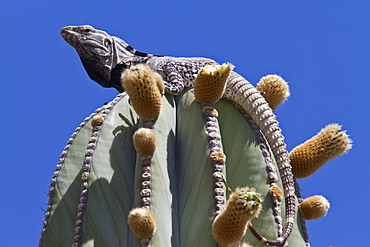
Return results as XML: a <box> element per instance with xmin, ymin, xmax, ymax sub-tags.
<box><xmin>1</xmin><ymin>1</ymin><xmax>369</xmax><ymax>247</ymax></box>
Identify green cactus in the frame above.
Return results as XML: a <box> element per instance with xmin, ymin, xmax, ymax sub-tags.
<box><xmin>39</xmin><ymin>65</ymin><xmax>351</xmax><ymax>246</ymax></box>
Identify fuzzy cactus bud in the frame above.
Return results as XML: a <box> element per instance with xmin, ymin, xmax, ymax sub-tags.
<box><xmin>91</xmin><ymin>115</ymin><xmax>104</xmax><ymax>128</ymax></box>
<box><xmin>133</xmin><ymin>128</ymin><xmax>157</xmax><ymax>155</ymax></box>
<box><xmin>256</xmin><ymin>74</ymin><xmax>290</xmax><ymax>111</ymax></box>
<box><xmin>212</xmin><ymin>187</ymin><xmax>262</xmax><ymax>246</ymax></box>
<box><xmin>269</xmin><ymin>185</ymin><xmax>283</xmax><ymax>202</ymax></box>
<box><xmin>289</xmin><ymin>123</ymin><xmax>352</xmax><ymax>178</ymax></box>
<box><xmin>194</xmin><ymin>63</ymin><xmax>234</xmax><ymax>104</ymax></box>
<box><xmin>299</xmin><ymin>195</ymin><xmax>330</xmax><ymax>220</ymax></box>
<box><xmin>121</xmin><ymin>64</ymin><xmax>164</xmax><ymax>119</ymax></box>
<box><xmin>128</xmin><ymin>207</ymin><xmax>157</xmax><ymax>239</ymax></box>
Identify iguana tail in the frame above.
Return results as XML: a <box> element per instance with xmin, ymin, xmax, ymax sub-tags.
<box><xmin>224</xmin><ymin>71</ymin><xmax>295</xmax><ymax>246</ymax></box>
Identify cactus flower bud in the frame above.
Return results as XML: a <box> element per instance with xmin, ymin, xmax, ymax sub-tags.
<box><xmin>121</xmin><ymin>64</ymin><xmax>164</xmax><ymax>119</ymax></box>
<box><xmin>128</xmin><ymin>207</ymin><xmax>157</xmax><ymax>239</ymax></box>
<box><xmin>194</xmin><ymin>63</ymin><xmax>234</xmax><ymax>104</ymax></box>
<box><xmin>212</xmin><ymin>187</ymin><xmax>261</xmax><ymax>246</ymax></box>
<box><xmin>289</xmin><ymin>123</ymin><xmax>352</xmax><ymax>178</ymax></box>
<box><xmin>133</xmin><ymin>128</ymin><xmax>157</xmax><ymax>155</ymax></box>
<box><xmin>91</xmin><ymin>115</ymin><xmax>104</xmax><ymax>128</ymax></box>
<box><xmin>256</xmin><ymin>74</ymin><xmax>290</xmax><ymax>111</ymax></box>
<box><xmin>299</xmin><ymin>195</ymin><xmax>330</xmax><ymax>220</ymax></box>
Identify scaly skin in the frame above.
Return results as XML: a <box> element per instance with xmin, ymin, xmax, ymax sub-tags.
<box><xmin>61</xmin><ymin>25</ymin><xmax>295</xmax><ymax>245</ymax></box>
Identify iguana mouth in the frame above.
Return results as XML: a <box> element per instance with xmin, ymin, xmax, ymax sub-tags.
<box><xmin>61</xmin><ymin>27</ymin><xmax>83</xmax><ymax>48</ymax></box>
<box><xmin>61</xmin><ymin>26</ymin><xmax>100</xmax><ymax>49</ymax></box>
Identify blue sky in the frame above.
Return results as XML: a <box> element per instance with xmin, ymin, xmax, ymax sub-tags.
<box><xmin>1</xmin><ymin>1</ymin><xmax>369</xmax><ymax>246</ymax></box>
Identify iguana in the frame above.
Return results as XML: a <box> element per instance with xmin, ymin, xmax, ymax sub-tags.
<box><xmin>61</xmin><ymin>24</ymin><xmax>296</xmax><ymax>246</ymax></box>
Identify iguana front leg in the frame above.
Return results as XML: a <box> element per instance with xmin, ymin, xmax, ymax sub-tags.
<box><xmin>161</xmin><ymin>61</ymin><xmax>186</xmax><ymax>95</ymax></box>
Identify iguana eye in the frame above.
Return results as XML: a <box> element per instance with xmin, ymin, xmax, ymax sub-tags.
<box><xmin>81</xmin><ymin>25</ymin><xmax>94</xmax><ymax>33</ymax></box>
<box><xmin>104</xmin><ymin>38</ymin><xmax>112</xmax><ymax>47</ymax></box>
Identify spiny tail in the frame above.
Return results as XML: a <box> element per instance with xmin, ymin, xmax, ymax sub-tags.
<box><xmin>224</xmin><ymin>71</ymin><xmax>296</xmax><ymax>245</ymax></box>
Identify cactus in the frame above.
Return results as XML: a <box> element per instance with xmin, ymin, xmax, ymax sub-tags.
<box><xmin>39</xmin><ymin>67</ymin><xmax>351</xmax><ymax>246</ymax></box>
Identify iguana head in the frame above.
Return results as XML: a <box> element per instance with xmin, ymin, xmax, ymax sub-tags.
<box><xmin>61</xmin><ymin>25</ymin><xmax>133</xmax><ymax>92</ymax></box>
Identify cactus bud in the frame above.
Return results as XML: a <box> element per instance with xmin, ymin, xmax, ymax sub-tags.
<box><xmin>256</xmin><ymin>74</ymin><xmax>290</xmax><ymax>111</ymax></box>
<box><xmin>212</xmin><ymin>187</ymin><xmax>261</xmax><ymax>246</ymax></box>
<box><xmin>269</xmin><ymin>185</ymin><xmax>283</xmax><ymax>202</ymax></box>
<box><xmin>121</xmin><ymin>64</ymin><xmax>164</xmax><ymax>119</ymax></box>
<box><xmin>194</xmin><ymin>63</ymin><xmax>234</xmax><ymax>104</ymax></box>
<box><xmin>133</xmin><ymin>128</ymin><xmax>157</xmax><ymax>155</ymax></box>
<box><xmin>128</xmin><ymin>207</ymin><xmax>157</xmax><ymax>239</ymax></box>
<box><xmin>289</xmin><ymin>123</ymin><xmax>352</xmax><ymax>178</ymax></box>
<box><xmin>299</xmin><ymin>195</ymin><xmax>330</xmax><ymax>220</ymax></box>
<box><xmin>91</xmin><ymin>115</ymin><xmax>104</xmax><ymax>128</ymax></box>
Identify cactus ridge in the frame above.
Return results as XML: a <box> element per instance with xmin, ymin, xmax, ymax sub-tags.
<box><xmin>38</xmin><ymin>103</ymin><xmax>107</xmax><ymax>247</ymax></box>
<box><xmin>201</xmin><ymin>104</ymin><xmax>226</xmax><ymax>217</ymax></box>
<box><xmin>71</xmin><ymin>93</ymin><xmax>126</xmax><ymax>247</ymax></box>
<box><xmin>136</xmin><ymin>121</ymin><xmax>158</xmax><ymax>246</ymax></box>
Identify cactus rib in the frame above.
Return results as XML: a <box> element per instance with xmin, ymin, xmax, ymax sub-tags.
<box><xmin>71</xmin><ymin>93</ymin><xmax>126</xmax><ymax>247</ymax></box>
<box><xmin>38</xmin><ymin>104</ymin><xmax>106</xmax><ymax>247</ymax></box>
<box><xmin>201</xmin><ymin>104</ymin><xmax>226</xmax><ymax>216</ymax></box>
